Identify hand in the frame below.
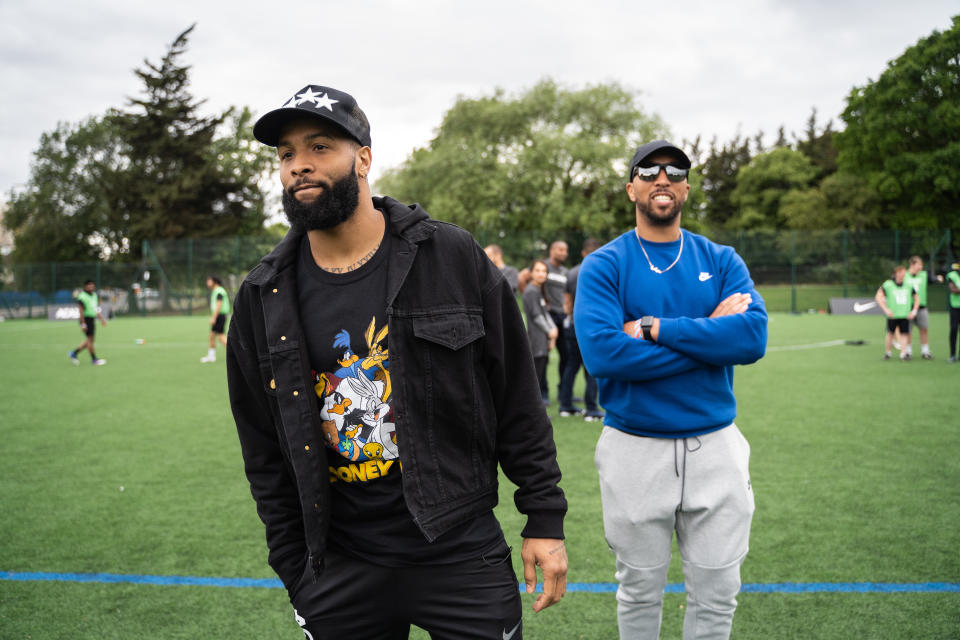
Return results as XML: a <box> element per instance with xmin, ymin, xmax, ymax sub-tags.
<box><xmin>548</xmin><ymin>327</ymin><xmax>558</xmax><ymax>340</ymax></box>
<box><xmin>623</xmin><ymin>320</ymin><xmax>643</xmax><ymax>339</ymax></box>
<box><xmin>908</xmin><ymin>311</ymin><xmax>917</xmax><ymax>320</ymax></box>
<box><xmin>710</xmin><ymin>293</ymin><xmax>753</xmax><ymax>318</ymax></box>
<box><xmin>100</xmin><ymin>318</ymin><xmax>107</xmax><ymax>327</ymax></box>
<box><xmin>885</xmin><ymin>309</ymin><xmax>894</xmax><ymax>318</ymax></box>
<box><xmin>80</xmin><ymin>322</ymin><xmax>87</xmax><ymax>331</ymax></box>
<box><xmin>521</xmin><ymin>538</ymin><xmax>567</xmax><ymax>612</ymax></box>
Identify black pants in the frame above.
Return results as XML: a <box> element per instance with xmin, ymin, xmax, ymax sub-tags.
<box><xmin>291</xmin><ymin>543</ymin><xmax>522</xmax><ymax>639</ymax></box>
<box><xmin>950</xmin><ymin>307</ymin><xmax>960</xmax><ymax>357</ymax></box>
<box><xmin>549</xmin><ymin>310</ymin><xmax>568</xmax><ymax>399</ymax></box>
<box><xmin>558</xmin><ymin>325</ymin><xmax>598</xmax><ymax>411</ymax></box>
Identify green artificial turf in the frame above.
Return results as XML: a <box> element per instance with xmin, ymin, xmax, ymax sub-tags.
<box><xmin>1</xmin><ymin>313</ymin><xmax>958</xmax><ymax>638</ymax></box>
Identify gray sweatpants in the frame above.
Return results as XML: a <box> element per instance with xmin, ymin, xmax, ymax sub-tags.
<box><xmin>595</xmin><ymin>424</ymin><xmax>755</xmax><ymax>640</ymax></box>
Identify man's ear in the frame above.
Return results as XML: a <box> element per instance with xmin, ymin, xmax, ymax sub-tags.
<box><xmin>625</xmin><ymin>181</ymin><xmax>637</xmax><ymax>203</ymax></box>
<box><xmin>356</xmin><ymin>146</ymin><xmax>372</xmax><ymax>179</ymax></box>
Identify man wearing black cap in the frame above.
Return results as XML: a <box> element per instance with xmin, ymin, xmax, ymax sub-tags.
<box><xmin>574</xmin><ymin>141</ymin><xmax>768</xmax><ymax>639</ymax></box>
<box><xmin>226</xmin><ymin>85</ymin><xmax>567</xmax><ymax>639</ymax></box>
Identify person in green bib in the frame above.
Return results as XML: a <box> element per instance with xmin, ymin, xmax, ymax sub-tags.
<box><xmin>69</xmin><ymin>279</ymin><xmax>107</xmax><ymax>365</ymax></box>
<box><xmin>201</xmin><ymin>275</ymin><xmax>231</xmax><ymax>363</ymax></box>
<box><xmin>875</xmin><ymin>265</ymin><xmax>919</xmax><ymax>361</ymax></box>
<box><xmin>947</xmin><ymin>262</ymin><xmax>960</xmax><ymax>363</ymax></box>
<box><xmin>905</xmin><ymin>256</ymin><xmax>944</xmax><ymax>360</ymax></box>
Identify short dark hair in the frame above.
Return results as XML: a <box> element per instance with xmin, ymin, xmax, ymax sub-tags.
<box><xmin>583</xmin><ymin>238</ymin><xmax>604</xmax><ymax>253</ymax></box>
<box><xmin>208</xmin><ymin>275</ymin><xmax>223</xmax><ymax>286</ymax></box>
<box><xmin>83</xmin><ymin>279</ymin><xmax>95</xmax><ymax>286</ymax></box>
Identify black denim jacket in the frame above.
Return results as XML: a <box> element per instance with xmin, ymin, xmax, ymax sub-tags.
<box><xmin>226</xmin><ymin>196</ymin><xmax>566</xmax><ymax>594</ymax></box>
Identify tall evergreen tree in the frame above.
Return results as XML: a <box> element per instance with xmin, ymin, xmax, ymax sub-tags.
<box><xmin>794</xmin><ymin>108</ymin><xmax>838</xmax><ymax>181</ymax></box>
<box><xmin>112</xmin><ymin>25</ymin><xmax>270</xmax><ymax>250</ymax></box>
<box><xmin>3</xmin><ymin>25</ymin><xmax>275</xmax><ymax>262</ymax></box>
<box><xmin>699</xmin><ymin>134</ymin><xmax>753</xmax><ymax>229</ymax></box>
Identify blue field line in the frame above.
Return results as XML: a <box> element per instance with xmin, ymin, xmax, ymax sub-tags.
<box><xmin>2</xmin><ymin>571</ymin><xmax>959</xmax><ymax>594</ymax></box>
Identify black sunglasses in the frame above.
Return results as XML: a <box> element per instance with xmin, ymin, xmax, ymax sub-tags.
<box><xmin>633</xmin><ymin>164</ymin><xmax>689</xmax><ymax>182</ymax></box>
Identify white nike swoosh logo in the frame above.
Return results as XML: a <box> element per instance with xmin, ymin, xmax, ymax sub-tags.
<box><xmin>699</xmin><ymin>272</ymin><xmax>712</xmax><ymax>281</ymax></box>
<box><xmin>503</xmin><ymin>621</ymin><xmax>521</xmax><ymax>640</ymax></box>
<box><xmin>853</xmin><ymin>302</ymin><xmax>877</xmax><ymax>313</ymax></box>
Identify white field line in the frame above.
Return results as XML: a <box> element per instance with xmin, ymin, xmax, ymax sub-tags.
<box><xmin>767</xmin><ymin>339</ymin><xmax>848</xmax><ymax>352</ymax></box>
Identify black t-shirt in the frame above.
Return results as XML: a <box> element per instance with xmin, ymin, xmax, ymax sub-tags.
<box><xmin>296</xmin><ymin>215</ymin><xmax>501</xmax><ymax>566</ymax></box>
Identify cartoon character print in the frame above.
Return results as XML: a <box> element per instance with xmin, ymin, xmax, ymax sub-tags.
<box><xmin>315</xmin><ymin>317</ymin><xmax>398</xmax><ymax>462</ymax></box>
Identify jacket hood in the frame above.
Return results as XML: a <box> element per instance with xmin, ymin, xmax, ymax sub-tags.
<box><xmin>248</xmin><ymin>196</ymin><xmax>435</xmax><ymax>286</ymax></box>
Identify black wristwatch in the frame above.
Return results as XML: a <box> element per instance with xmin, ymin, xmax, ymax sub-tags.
<box><xmin>640</xmin><ymin>316</ymin><xmax>655</xmax><ymax>341</ymax></box>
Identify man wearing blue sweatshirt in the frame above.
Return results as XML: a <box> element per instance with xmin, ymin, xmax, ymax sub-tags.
<box><xmin>574</xmin><ymin>140</ymin><xmax>767</xmax><ymax>639</ymax></box>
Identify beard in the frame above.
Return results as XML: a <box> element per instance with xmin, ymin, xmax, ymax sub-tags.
<box><xmin>636</xmin><ymin>193</ymin><xmax>683</xmax><ymax>227</ymax></box>
<box><xmin>282</xmin><ymin>167</ymin><xmax>360</xmax><ymax>231</ymax></box>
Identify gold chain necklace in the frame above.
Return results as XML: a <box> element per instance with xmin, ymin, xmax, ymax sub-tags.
<box><xmin>635</xmin><ymin>228</ymin><xmax>683</xmax><ymax>274</ymax></box>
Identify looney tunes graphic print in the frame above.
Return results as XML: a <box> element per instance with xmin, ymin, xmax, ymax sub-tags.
<box><xmin>312</xmin><ymin>316</ymin><xmax>398</xmax><ymax>463</ymax></box>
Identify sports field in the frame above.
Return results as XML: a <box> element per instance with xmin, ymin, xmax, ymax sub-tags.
<box><xmin>1</xmin><ymin>313</ymin><xmax>958</xmax><ymax>639</ymax></box>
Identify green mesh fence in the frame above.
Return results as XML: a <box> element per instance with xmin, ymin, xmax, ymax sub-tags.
<box><xmin>0</xmin><ymin>229</ymin><xmax>954</xmax><ymax>318</ymax></box>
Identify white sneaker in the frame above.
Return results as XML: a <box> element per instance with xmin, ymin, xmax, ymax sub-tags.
<box><xmin>200</xmin><ymin>355</ymin><xmax>216</xmax><ymax>363</ymax></box>
<box><xmin>92</xmin><ymin>359</ymin><xmax>107</xmax><ymax>366</ymax></box>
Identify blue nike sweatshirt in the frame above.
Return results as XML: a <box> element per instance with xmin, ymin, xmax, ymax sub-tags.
<box><xmin>574</xmin><ymin>229</ymin><xmax>768</xmax><ymax>438</ymax></box>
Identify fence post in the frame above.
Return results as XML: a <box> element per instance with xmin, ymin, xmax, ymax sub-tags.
<box><xmin>235</xmin><ymin>237</ymin><xmax>241</xmax><ymax>276</ymax></box>
<box><xmin>187</xmin><ymin>238</ymin><xmax>193</xmax><ymax>317</ymax></box>
<box><xmin>141</xmin><ymin>240</ymin><xmax>148</xmax><ymax>317</ymax></box>
<box><xmin>48</xmin><ymin>262</ymin><xmax>55</xmax><ymax>318</ymax></box>
<box><xmin>894</xmin><ymin>229</ymin><xmax>900</xmax><ymax>261</ymax></box>
<box><xmin>791</xmin><ymin>230</ymin><xmax>798</xmax><ymax>314</ymax></box>
<box><xmin>27</xmin><ymin>264</ymin><xmax>33</xmax><ymax>319</ymax></box>
<box><xmin>842</xmin><ymin>229</ymin><xmax>848</xmax><ymax>297</ymax></box>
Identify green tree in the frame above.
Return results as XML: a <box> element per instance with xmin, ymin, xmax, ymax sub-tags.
<box><xmin>699</xmin><ymin>134</ymin><xmax>754</xmax><ymax>229</ymax></box>
<box><xmin>3</xmin><ymin>25</ymin><xmax>275</xmax><ymax>263</ymax></box>
<box><xmin>780</xmin><ymin>172</ymin><xmax>882</xmax><ymax>230</ymax></box>
<box><xmin>836</xmin><ymin>15</ymin><xmax>960</xmax><ymax>230</ymax></box>
<box><xmin>4</xmin><ymin>116</ymin><xmax>129</xmax><ymax>262</ymax></box>
<box><xmin>794</xmin><ymin>108</ymin><xmax>838</xmax><ymax>180</ymax></box>
<box><xmin>111</xmin><ymin>25</ymin><xmax>273</xmax><ymax>251</ymax></box>
<box><xmin>728</xmin><ymin>147</ymin><xmax>818</xmax><ymax>230</ymax></box>
<box><xmin>375</xmin><ymin>79</ymin><xmax>668</xmax><ymax>241</ymax></box>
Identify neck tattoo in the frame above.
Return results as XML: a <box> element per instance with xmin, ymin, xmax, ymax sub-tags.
<box><xmin>635</xmin><ymin>228</ymin><xmax>683</xmax><ymax>274</ymax></box>
<box><xmin>319</xmin><ymin>240</ymin><xmax>381</xmax><ymax>274</ymax></box>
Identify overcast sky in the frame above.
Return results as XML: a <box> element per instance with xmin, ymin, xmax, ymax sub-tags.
<box><xmin>1</xmin><ymin>1</ymin><xmax>956</xmax><ymax>199</ymax></box>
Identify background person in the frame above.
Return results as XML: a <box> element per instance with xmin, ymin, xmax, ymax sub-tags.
<box><xmin>544</xmin><ymin>241</ymin><xmax>569</xmax><ymax>404</ymax></box>
<box><xmin>201</xmin><ymin>275</ymin><xmax>230</xmax><ymax>363</ymax></box>
<box><xmin>948</xmin><ymin>262</ymin><xmax>960</xmax><ymax>363</ymax></box>
<box><xmin>226</xmin><ymin>84</ymin><xmax>567</xmax><ymax>639</ymax></box>
<box><xmin>905</xmin><ymin>255</ymin><xmax>942</xmax><ymax>359</ymax></box>
<box><xmin>522</xmin><ymin>259</ymin><xmax>558</xmax><ymax>406</ymax></box>
<box><xmin>575</xmin><ymin>140</ymin><xmax>767</xmax><ymax>640</ymax></box>
<box><xmin>558</xmin><ymin>238</ymin><xmax>604</xmax><ymax>421</ymax></box>
<box><xmin>484</xmin><ymin>243</ymin><xmax>520</xmax><ymax>295</ymax></box>
<box><xmin>68</xmin><ymin>279</ymin><xmax>107</xmax><ymax>366</ymax></box>
<box><xmin>876</xmin><ymin>265</ymin><xmax>920</xmax><ymax>361</ymax></box>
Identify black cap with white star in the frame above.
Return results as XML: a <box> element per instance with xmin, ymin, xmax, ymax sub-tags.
<box><xmin>253</xmin><ymin>85</ymin><xmax>371</xmax><ymax>148</ymax></box>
